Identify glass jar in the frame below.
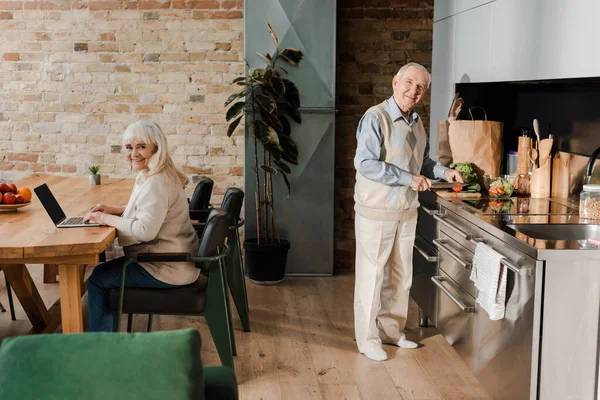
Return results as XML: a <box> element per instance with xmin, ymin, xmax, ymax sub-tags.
<box><xmin>579</xmin><ymin>184</ymin><xmax>600</xmax><ymax>220</ymax></box>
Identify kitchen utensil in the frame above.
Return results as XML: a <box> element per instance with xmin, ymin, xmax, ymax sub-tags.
<box><xmin>533</xmin><ymin>119</ymin><xmax>541</xmax><ymax>143</ymax></box>
<box><xmin>538</xmin><ymin>137</ymin><xmax>554</xmax><ymax>164</ymax></box>
<box><xmin>430</xmin><ymin>182</ymin><xmax>468</xmax><ymax>190</ymax></box>
<box><xmin>528</xmin><ymin>148</ymin><xmax>539</xmax><ymax>169</ymax></box>
<box><xmin>517</xmin><ymin>135</ymin><xmax>532</xmax><ymax>175</ymax></box>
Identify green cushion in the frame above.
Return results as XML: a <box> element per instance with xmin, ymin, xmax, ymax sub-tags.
<box><xmin>203</xmin><ymin>366</ymin><xmax>238</xmax><ymax>400</ymax></box>
<box><xmin>0</xmin><ymin>329</ymin><xmax>204</xmax><ymax>400</ymax></box>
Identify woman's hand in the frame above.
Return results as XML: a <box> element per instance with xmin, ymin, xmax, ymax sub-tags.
<box><xmin>89</xmin><ymin>204</ymin><xmax>125</xmax><ymax>216</ymax></box>
<box><xmin>83</xmin><ymin>211</ymin><xmax>120</xmax><ymax>227</ymax></box>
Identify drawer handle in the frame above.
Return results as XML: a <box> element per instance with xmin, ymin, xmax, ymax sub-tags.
<box><xmin>470</xmin><ymin>239</ymin><xmax>533</xmax><ymax>276</ymax></box>
<box><xmin>431</xmin><ymin>276</ymin><xmax>475</xmax><ymax>313</ymax></box>
<box><xmin>433</xmin><ymin>239</ymin><xmax>472</xmax><ymax>269</ymax></box>
<box><xmin>420</xmin><ymin>205</ymin><xmax>438</xmax><ymax>215</ymax></box>
<box><xmin>413</xmin><ymin>242</ymin><xmax>438</xmax><ymax>262</ymax></box>
<box><xmin>433</xmin><ymin>214</ymin><xmax>474</xmax><ymax>240</ymax></box>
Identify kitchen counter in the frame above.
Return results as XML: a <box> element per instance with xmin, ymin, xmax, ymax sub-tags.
<box><xmin>434</xmin><ymin>194</ymin><xmax>600</xmax><ymax>260</ymax></box>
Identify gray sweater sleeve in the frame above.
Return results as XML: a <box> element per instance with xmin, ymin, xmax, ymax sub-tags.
<box><xmin>421</xmin><ymin>140</ymin><xmax>449</xmax><ymax>180</ymax></box>
<box><xmin>353</xmin><ymin>112</ymin><xmax>413</xmax><ymax>187</ymax></box>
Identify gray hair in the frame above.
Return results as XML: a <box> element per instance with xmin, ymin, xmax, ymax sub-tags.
<box><xmin>396</xmin><ymin>62</ymin><xmax>431</xmax><ymax>89</ymax></box>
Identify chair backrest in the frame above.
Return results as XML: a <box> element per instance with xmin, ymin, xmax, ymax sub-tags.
<box><xmin>220</xmin><ymin>187</ymin><xmax>244</xmax><ymax>225</ymax></box>
<box><xmin>189</xmin><ymin>176</ymin><xmax>214</xmax><ymax>210</ymax></box>
<box><xmin>196</xmin><ymin>208</ymin><xmax>230</xmax><ymax>270</ymax></box>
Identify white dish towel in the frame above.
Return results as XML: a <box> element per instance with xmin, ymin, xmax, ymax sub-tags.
<box><xmin>469</xmin><ymin>242</ymin><xmax>507</xmax><ymax>320</ymax></box>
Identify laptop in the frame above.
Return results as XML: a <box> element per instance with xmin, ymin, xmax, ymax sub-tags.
<box><xmin>34</xmin><ymin>183</ymin><xmax>101</xmax><ymax>228</ymax></box>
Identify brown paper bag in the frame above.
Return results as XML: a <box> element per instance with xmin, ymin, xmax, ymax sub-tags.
<box><xmin>448</xmin><ymin>107</ymin><xmax>503</xmax><ymax>177</ymax></box>
<box><xmin>436</xmin><ymin>120</ymin><xmax>453</xmax><ymax>167</ymax></box>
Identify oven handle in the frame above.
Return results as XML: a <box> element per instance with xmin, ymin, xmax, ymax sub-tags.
<box><xmin>431</xmin><ymin>276</ymin><xmax>475</xmax><ymax>313</ymax></box>
<box><xmin>433</xmin><ymin>214</ymin><xmax>474</xmax><ymax>240</ymax></box>
<box><xmin>433</xmin><ymin>239</ymin><xmax>472</xmax><ymax>269</ymax></box>
<box><xmin>413</xmin><ymin>241</ymin><xmax>438</xmax><ymax>262</ymax></box>
<box><xmin>470</xmin><ymin>238</ymin><xmax>533</xmax><ymax>276</ymax></box>
<box><xmin>420</xmin><ymin>204</ymin><xmax>438</xmax><ymax>215</ymax></box>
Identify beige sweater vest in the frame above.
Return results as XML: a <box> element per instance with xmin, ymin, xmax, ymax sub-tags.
<box><xmin>354</xmin><ymin>100</ymin><xmax>428</xmax><ymax>221</ymax></box>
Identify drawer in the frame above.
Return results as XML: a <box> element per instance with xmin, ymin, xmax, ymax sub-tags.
<box><xmin>434</xmin><ymin>231</ymin><xmax>477</xmax><ymax>298</ymax></box>
<box><xmin>434</xmin><ymin>207</ymin><xmax>485</xmax><ymax>253</ymax></box>
<box><xmin>411</xmin><ymin>234</ymin><xmax>438</xmax><ymax>324</ymax></box>
<box><xmin>417</xmin><ymin>205</ymin><xmax>438</xmax><ymax>242</ymax></box>
<box><xmin>432</xmin><ymin>269</ymin><xmax>476</xmax><ymax>367</ymax></box>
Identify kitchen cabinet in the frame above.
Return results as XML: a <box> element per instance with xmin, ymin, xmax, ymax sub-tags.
<box><xmin>453</xmin><ymin>3</ymin><xmax>492</xmax><ymax>83</ymax></box>
<box><xmin>434</xmin><ymin>0</ymin><xmax>496</xmax><ymax>22</ymax></box>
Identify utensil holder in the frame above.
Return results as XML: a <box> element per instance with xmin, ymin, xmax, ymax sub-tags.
<box><xmin>530</xmin><ymin>157</ymin><xmax>551</xmax><ymax>198</ymax></box>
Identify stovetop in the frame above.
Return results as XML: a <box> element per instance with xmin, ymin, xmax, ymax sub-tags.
<box><xmin>461</xmin><ymin>197</ymin><xmax>579</xmax><ymax>216</ymax></box>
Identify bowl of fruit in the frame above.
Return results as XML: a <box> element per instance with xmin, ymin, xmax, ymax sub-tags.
<box><xmin>485</xmin><ymin>176</ymin><xmax>514</xmax><ymax>198</ymax></box>
<box><xmin>0</xmin><ymin>182</ymin><xmax>33</xmax><ymax>211</ymax></box>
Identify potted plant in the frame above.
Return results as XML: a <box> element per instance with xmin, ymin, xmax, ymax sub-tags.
<box><xmin>225</xmin><ymin>23</ymin><xmax>303</xmax><ymax>284</ymax></box>
<box><xmin>88</xmin><ymin>165</ymin><xmax>101</xmax><ymax>185</ymax></box>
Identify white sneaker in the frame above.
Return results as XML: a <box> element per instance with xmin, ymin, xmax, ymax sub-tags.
<box><xmin>383</xmin><ymin>337</ymin><xmax>419</xmax><ymax>349</ymax></box>
<box><xmin>362</xmin><ymin>347</ymin><xmax>388</xmax><ymax>361</ymax></box>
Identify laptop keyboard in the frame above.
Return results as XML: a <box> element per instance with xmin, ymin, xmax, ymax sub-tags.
<box><xmin>62</xmin><ymin>216</ymin><xmax>84</xmax><ymax>225</ymax></box>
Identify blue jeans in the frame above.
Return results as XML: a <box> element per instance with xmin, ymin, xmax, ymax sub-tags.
<box><xmin>87</xmin><ymin>257</ymin><xmax>180</xmax><ymax>332</ymax></box>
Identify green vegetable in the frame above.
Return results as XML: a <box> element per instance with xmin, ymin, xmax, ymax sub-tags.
<box><xmin>467</xmin><ymin>183</ymin><xmax>481</xmax><ymax>192</ymax></box>
<box><xmin>490</xmin><ymin>177</ymin><xmax>513</xmax><ymax>194</ymax></box>
<box><xmin>449</xmin><ymin>162</ymin><xmax>478</xmax><ymax>184</ymax></box>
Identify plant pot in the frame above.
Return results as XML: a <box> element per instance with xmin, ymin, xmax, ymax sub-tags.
<box><xmin>89</xmin><ymin>174</ymin><xmax>101</xmax><ymax>185</ymax></box>
<box><xmin>244</xmin><ymin>238</ymin><xmax>290</xmax><ymax>285</ymax></box>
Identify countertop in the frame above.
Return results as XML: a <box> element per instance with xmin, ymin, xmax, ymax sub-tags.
<box><xmin>422</xmin><ymin>191</ymin><xmax>600</xmax><ymax>260</ymax></box>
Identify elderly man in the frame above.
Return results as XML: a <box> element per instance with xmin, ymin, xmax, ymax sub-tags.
<box><xmin>353</xmin><ymin>62</ymin><xmax>462</xmax><ymax>361</ymax></box>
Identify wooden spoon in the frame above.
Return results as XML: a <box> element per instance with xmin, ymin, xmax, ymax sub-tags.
<box><xmin>538</xmin><ymin>137</ymin><xmax>554</xmax><ymax>164</ymax></box>
<box><xmin>529</xmin><ymin>148</ymin><xmax>539</xmax><ymax>169</ymax></box>
<box><xmin>533</xmin><ymin>119</ymin><xmax>541</xmax><ymax>145</ymax></box>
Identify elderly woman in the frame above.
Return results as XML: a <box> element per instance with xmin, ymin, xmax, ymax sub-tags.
<box><xmin>84</xmin><ymin>120</ymin><xmax>199</xmax><ymax>332</ymax></box>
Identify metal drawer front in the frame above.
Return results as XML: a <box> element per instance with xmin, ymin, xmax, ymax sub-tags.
<box><xmin>417</xmin><ymin>205</ymin><xmax>438</xmax><ymax>242</ymax></box>
<box><xmin>433</xmin><ymin>270</ymin><xmax>476</xmax><ymax>367</ymax></box>
<box><xmin>412</xmin><ymin>235</ymin><xmax>438</xmax><ymax>325</ymax></box>
<box><xmin>433</xmin><ymin>232</ymin><xmax>477</xmax><ymax>298</ymax></box>
<box><xmin>434</xmin><ymin>208</ymin><xmax>486</xmax><ymax>253</ymax></box>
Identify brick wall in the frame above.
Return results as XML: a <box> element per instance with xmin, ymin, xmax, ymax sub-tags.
<box><xmin>335</xmin><ymin>0</ymin><xmax>434</xmax><ymax>273</ymax></box>
<box><xmin>0</xmin><ymin>0</ymin><xmax>244</xmax><ymax>197</ymax></box>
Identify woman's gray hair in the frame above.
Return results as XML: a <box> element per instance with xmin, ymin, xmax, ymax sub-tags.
<box><xmin>396</xmin><ymin>62</ymin><xmax>432</xmax><ymax>89</ymax></box>
<box><xmin>122</xmin><ymin>120</ymin><xmax>189</xmax><ymax>187</ymax></box>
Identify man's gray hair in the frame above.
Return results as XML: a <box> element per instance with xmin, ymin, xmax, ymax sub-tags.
<box><xmin>396</xmin><ymin>62</ymin><xmax>431</xmax><ymax>89</ymax></box>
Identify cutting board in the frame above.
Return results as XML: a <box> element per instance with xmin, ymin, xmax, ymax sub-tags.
<box><xmin>436</xmin><ymin>191</ymin><xmax>482</xmax><ymax>200</ymax></box>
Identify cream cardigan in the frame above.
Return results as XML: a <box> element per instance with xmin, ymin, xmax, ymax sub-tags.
<box><xmin>116</xmin><ymin>172</ymin><xmax>200</xmax><ymax>285</ymax></box>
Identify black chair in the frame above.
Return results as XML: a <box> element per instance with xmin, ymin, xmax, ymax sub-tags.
<box><xmin>107</xmin><ymin>209</ymin><xmax>236</xmax><ymax>369</ymax></box>
<box><xmin>189</xmin><ymin>176</ymin><xmax>214</xmax><ymax>210</ymax></box>
<box><xmin>0</xmin><ymin>267</ymin><xmax>16</xmax><ymax>320</ymax></box>
<box><xmin>190</xmin><ymin>187</ymin><xmax>249</xmax><ymax>332</ymax></box>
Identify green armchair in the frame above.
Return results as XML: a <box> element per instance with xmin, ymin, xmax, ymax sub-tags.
<box><xmin>0</xmin><ymin>329</ymin><xmax>238</xmax><ymax>400</ymax></box>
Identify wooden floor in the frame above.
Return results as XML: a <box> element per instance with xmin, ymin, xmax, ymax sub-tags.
<box><xmin>0</xmin><ymin>266</ymin><xmax>491</xmax><ymax>400</ymax></box>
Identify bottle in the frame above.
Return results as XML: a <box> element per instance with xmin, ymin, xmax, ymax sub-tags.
<box><xmin>579</xmin><ymin>184</ymin><xmax>600</xmax><ymax>220</ymax></box>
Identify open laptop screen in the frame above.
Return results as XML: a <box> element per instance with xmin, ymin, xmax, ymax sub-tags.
<box><xmin>33</xmin><ymin>184</ymin><xmax>66</xmax><ymax>225</ymax></box>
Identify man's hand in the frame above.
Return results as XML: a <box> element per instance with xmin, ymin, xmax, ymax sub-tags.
<box><xmin>411</xmin><ymin>175</ymin><xmax>432</xmax><ymax>192</ymax></box>
<box><xmin>444</xmin><ymin>169</ymin><xmax>464</xmax><ymax>183</ymax></box>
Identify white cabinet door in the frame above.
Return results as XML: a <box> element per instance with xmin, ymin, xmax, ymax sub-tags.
<box><xmin>430</xmin><ymin>16</ymin><xmax>456</xmax><ymax>157</ymax></box>
<box><xmin>434</xmin><ymin>0</ymin><xmax>496</xmax><ymax>22</ymax></box>
<box><xmin>453</xmin><ymin>3</ymin><xmax>492</xmax><ymax>83</ymax></box>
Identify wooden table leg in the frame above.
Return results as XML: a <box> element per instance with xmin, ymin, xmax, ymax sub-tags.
<box><xmin>58</xmin><ymin>264</ymin><xmax>83</xmax><ymax>333</ymax></box>
<box><xmin>1</xmin><ymin>264</ymin><xmax>50</xmax><ymax>331</ymax></box>
<box><xmin>43</xmin><ymin>264</ymin><xmax>58</xmax><ymax>284</ymax></box>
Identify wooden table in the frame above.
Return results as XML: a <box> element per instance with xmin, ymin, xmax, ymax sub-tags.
<box><xmin>0</xmin><ymin>174</ymin><xmax>134</xmax><ymax>333</ymax></box>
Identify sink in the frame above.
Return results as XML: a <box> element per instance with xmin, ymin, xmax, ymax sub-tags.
<box><xmin>508</xmin><ymin>224</ymin><xmax>600</xmax><ymax>240</ymax></box>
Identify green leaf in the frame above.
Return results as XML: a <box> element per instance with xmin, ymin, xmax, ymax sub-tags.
<box><xmin>260</xmin><ymin>109</ymin><xmax>283</xmax><ymax>134</ymax></box>
<box><xmin>274</xmin><ymin>159</ymin><xmax>291</xmax><ymax>174</ymax></box>
<box><xmin>279</xmin><ymin>48</ymin><xmax>304</xmax><ymax>66</ymax></box>
<box><xmin>252</xmin><ymin>120</ymin><xmax>280</xmax><ymax>147</ymax></box>
<box><xmin>267</xmin><ymin>23</ymin><xmax>279</xmax><ymax>48</ymax></box>
<box><xmin>275</xmin><ymin>168</ymin><xmax>291</xmax><ymax>196</ymax></box>
<box><xmin>271</xmin><ymin>77</ymin><xmax>285</xmax><ymax>97</ymax></box>
<box><xmin>279</xmin><ymin>102</ymin><xmax>301</xmax><ymax>124</ymax></box>
<box><xmin>255</xmin><ymin>93</ymin><xmax>276</xmax><ymax>114</ymax></box>
<box><xmin>264</xmin><ymin>142</ymin><xmax>282</xmax><ymax>161</ymax></box>
<box><xmin>281</xmin><ymin>79</ymin><xmax>300</xmax><ymax>108</ymax></box>
<box><xmin>224</xmin><ymin>88</ymin><xmax>249</xmax><ymax>107</ymax></box>
<box><xmin>278</xmin><ymin>115</ymin><xmax>291</xmax><ymax>137</ymax></box>
<box><xmin>276</xmin><ymin>65</ymin><xmax>288</xmax><ymax>75</ymax></box>
<box><xmin>279</xmin><ymin>135</ymin><xmax>298</xmax><ymax>165</ymax></box>
<box><xmin>260</xmin><ymin>164</ymin><xmax>278</xmax><ymax>175</ymax></box>
<box><xmin>257</xmin><ymin>52</ymin><xmax>271</xmax><ymax>65</ymax></box>
<box><xmin>264</xmin><ymin>68</ymin><xmax>273</xmax><ymax>82</ymax></box>
<box><xmin>226</xmin><ymin>115</ymin><xmax>242</xmax><ymax>137</ymax></box>
<box><xmin>226</xmin><ymin>101</ymin><xmax>245</xmax><ymax>122</ymax></box>
<box><xmin>232</xmin><ymin>76</ymin><xmax>246</xmax><ymax>84</ymax></box>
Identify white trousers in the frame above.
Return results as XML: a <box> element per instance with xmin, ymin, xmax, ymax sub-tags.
<box><xmin>354</xmin><ymin>209</ymin><xmax>418</xmax><ymax>353</ymax></box>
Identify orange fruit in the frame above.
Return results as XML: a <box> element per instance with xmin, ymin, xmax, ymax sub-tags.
<box><xmin>17</xmin><ymin>187</ymin><xmax>32</xmax><ymax>203</ymax></box>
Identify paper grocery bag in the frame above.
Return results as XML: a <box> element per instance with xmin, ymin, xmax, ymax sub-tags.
<box><xmin>448</xmin><ymin>107</ymin><xmax>503</xmax><ymax>177</ymax></box>
<box><xmin>436</xmin><ymin>120</ymin><xmax>453</xmax><ymax>167</ymax></box>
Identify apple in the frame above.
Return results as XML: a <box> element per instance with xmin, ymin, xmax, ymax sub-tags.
<box><xmin>0</xmin><ymin>183</ymin><xmax>10</xmax><ymax>194</ymax></box>
<box><xmin>14</xmin><ymin>194</ymin><xmax>24</xmax><ymax>204</ymax></box>
<box><xmin>7</xmin><ymin>183</ymin><xmax>17</xmax><ymax>194</ymax></box>
<box><xmin>0</xmin><ymin>193</ymin><xmax>2</xmax><ymax>204</ymax></box>
<box><xmin>3</xmin><ymin>192</ymin><xmax>16</xmax><ymax>205</ymax></box>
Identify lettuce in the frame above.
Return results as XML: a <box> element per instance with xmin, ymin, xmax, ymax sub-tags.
<box><xmin>449</xmin><ymin>162</ymin><xmax>478</xmax><ymax>184</ymax></box>
<box><xmin>490</xmin><ymin>177</ymin><xmax>513</xmax><ymax>193</ymax></box>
